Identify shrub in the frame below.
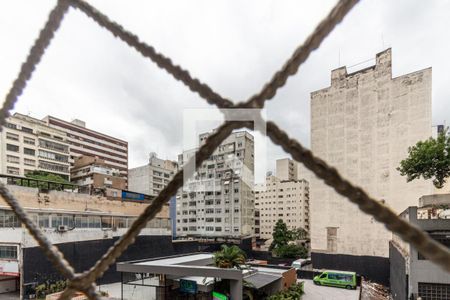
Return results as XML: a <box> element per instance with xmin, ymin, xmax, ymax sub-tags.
<box><xmin>268</xmin><ymin>282</ymin><xmax>304</xmax><ymax>300</ymax></box>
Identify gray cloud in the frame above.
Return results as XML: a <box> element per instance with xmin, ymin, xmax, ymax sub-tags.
<box><xmin>1</xmin><ymin>0</ymin><xmax>449</xmax><ymax>182</ymax></box>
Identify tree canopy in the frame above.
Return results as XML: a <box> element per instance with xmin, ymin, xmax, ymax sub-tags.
<box><xmin>213</xmin><ymin>245</ymin><xmax>246</xmax><ymax>269</ymax></box>
<box><xmin>397</xmin><ymin>130</ymin><xmax>450</xmax><ymax>188</ymax></box>
<box><xmin>269</xmin><ymin>220</ymin><xmax>292</xmax><ymax>251</ymax></box>
<box><xmin>269</xmin><ymin>220</ymin><xmax>308</xmax><ymax>259</ymax></box>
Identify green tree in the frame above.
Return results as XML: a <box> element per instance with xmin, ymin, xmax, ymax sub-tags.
<box><xmin>213</xmin><ymin>245</ymin><xmax>246</xmax><ymax>269</ymax></box>
<box><xmin>290</xmin><ymin>227</ymin><xmax>309</xmax><ymax>241</ymax></box>
<box><xmin>269</xmin><ymin>220</ymin><xmax>292</xmax><ymax>251</ymax></box>
<box><xmin>398</xmin><ymin>130</ymin><xmax>450</xmax><ymax>188</ymax></box>
<box><xmin>274</xmin><ymin>244</ymin><xmax>308</xmax><ymax>259</ymax></box>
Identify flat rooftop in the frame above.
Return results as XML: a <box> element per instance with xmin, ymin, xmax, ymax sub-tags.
<box><xmin>134</xmin><ymin>253</ymin><xmax>212</xmax><ymax>266</ymax></box>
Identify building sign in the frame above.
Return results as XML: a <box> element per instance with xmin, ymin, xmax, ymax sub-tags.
<box><xmin>212</xmin><ymin>291</ymin><xmax>228</xmax><ymax>300</ymax></box>
<box><xmin>0</xmin><ymin>261</ymin><xmax>19</xmax><ymax>277</ymax></box>
<box><xmin>180</xmin><ymin>279</ymin><xmax>197</xmax><ymax>294</ymax></box>
<box><xmin>121</xmin><ymin>191</ymin><xmax>145</xmax><ymax>201</ymax></box>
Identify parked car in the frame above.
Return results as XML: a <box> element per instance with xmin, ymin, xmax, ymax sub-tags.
<box><xmin>291</xmin><ymin>258</ymin><xmax>311</xmax><ymax>270</ymax></box>
<box><xmin>313</xmin><ymin>270</ymin><xmax>357</xmax><ymax>289</ymax></box>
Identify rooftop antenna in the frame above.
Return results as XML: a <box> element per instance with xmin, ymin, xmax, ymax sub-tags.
<box><xmin>338</xmin><ymin>49</ymin><xmax>341</xmax><ymax>67</ymax></box>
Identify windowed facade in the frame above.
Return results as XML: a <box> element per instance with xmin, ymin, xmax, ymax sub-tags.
<box><xmin>0</xmin><ymin>245</ymin><xmax>17</xmax><ymax>259</ymax></box>
<box><xmin>6</xmin><ymin>144</ymin><xmax>19</xmax><ymax>152</ymax></box>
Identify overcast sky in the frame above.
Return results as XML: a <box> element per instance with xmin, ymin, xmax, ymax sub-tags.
<box><xmin>0</xmin><ymin>0</ymin><xmax>448</xmax><ymax>182</ymax></box>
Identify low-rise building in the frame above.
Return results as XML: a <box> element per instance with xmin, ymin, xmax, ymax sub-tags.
<box><xmin>70</xmin><ymin>155</ymin><xmax>126</xmax><ymax>194</ymax></box>
<box><xmin>390</xmin><ymin>194</ymin><xmax>450</xmax><ymax>300</ymax></box>
<box><xmin>117</xmin><ymin>253</ymin><xmax>297</xmax><ymax>300</ymax></box>
<box><xmin>0</xmin><ymin>113</ymin><xmax>70</xmax><ymax>180</ymax></box>
<box><xmin>0</xmin><ymin>184</ymin><xmax>171</xmax><ymax>298</ymax></box>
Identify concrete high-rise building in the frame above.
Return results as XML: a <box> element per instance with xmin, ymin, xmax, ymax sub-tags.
<box><xmin>42</xmin><ymin>116</ymin><xmax>128</xmax><ymax>181</ymax></box>
<box><xmin>310</xmin><ymin>49</ymin><xmax>433</xmax><ymax>262</ymax></box>
<box><xmin>176</xmin><ymin>130</ymin><xmax>255</xmax><ymax>238</ymax></box>
<box><xmin>276</xmin><ymin>158</ymin><xmax>298</xmax><ymax>181</ymax></box>
<box><xmin>128</xmin><ymin>152</ymin><xmax>178</xmax><ymax>197</ymax></box>
<box><xmin>255</xmin><ymin>161</ymin><xmax>309</xmax><ymax>248</ymax></box>
<box><xmin>0</xmin><ymin>113</ymin><xmax>70</xmax><ymax>180</ymax></box>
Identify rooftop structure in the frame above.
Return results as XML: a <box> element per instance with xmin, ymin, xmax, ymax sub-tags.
<box><xmin>117</xmin><ymin>253</ymin><xmax>297</xmax><ymax>300</ymax></box>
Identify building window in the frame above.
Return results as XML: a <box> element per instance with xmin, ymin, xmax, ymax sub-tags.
<box><xmin>0</xmin><ymin>245</ymin><xmax>17</xmax><ymax>259</ymax></box>
<box><xmin>38</xmin><ymin>160</ymin><xmax>69</xmax><ymax>173</ymax></box>
<box><xmin>418</xmin><ymin>282</ymin><xmax>450</xmax><ymax>300</ymax></box>
<box><xmin>24</xmin><ymin>148</ymin><xmax>35</xmax><ymax>156</ymax></box>
<box><xmin>24</xmin><ymin>159</ymin><xmax>35</xmax><ymax>166</ymax></box>
<box><xmin>24</xmin><ymin>137</ymin><xmax>35</xmax><ymax>145</ymax></box>
<box><xmin>6</xmin><ymin>144</ymin><xmax>19</xmax><ymax>152</ymax></box>
<box><xmin>0</xmin><ymin>211</ymin><xmax>20</xmax><ymax>227</ymax></box>
<box><xmin>6</xmin><ymin>132</ymin><xmax>19</xmax><ymax>141</ymax></box>
<box><xmin>38</xmin><ymin>149</ymin><xmax>69</xmax><ymax>162</ymax></box>
<box><xmin>6</xmin><ymin>123</ymin><xmax>17</xmax><ymax>130</ymax></box>
<box><xmin>21</xmin><ymin>127</ymin><xmax>33</xmax><ymax>134</ymax></box>
<box><xmin>39</xmin><ymin>139</ymin><xmax>69</xmax><ymax>153</ymax></box>
<box><xmin>6</xmin><ymin>167</ymin><xmax>19</xmax><ymax>175</ymax></box>
<box><xmin>6</xmin><ymin>155</ymin><xmax>19</xmax><ymax>164</ymax></box>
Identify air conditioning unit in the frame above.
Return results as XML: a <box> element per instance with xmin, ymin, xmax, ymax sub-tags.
<box><xmin>57</xmin><ymin>225</ymin><xmax>69</xmax><ymax>232</ymax></box>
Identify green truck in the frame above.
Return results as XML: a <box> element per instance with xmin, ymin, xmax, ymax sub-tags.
<box><xmin>313</xmin><ymin>270</ymin><xmax>357</xmax><ymax>289</ymax></box>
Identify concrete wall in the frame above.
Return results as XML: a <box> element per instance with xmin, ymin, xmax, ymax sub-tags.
<box><xmin>1</xmin><ymin>185</ymin><xmax>169</xmax><ymax>218</ymax></box>
<box><xmin>22</xmin><ymin>235</ymin><xmax>174</xmax><ymax>292</ymax></box>
<box><xmin>311</xmin><ymin>252</ymin><xmax>389</xmax><ymax>286</ymax></box>
<box><xmin>310</xmin><ymin>48</ymin><xmax>433</xmax><ymax>257</ymax></box>
<box><xmin>389</xmin><ymin>242</ymin><xmax>408</xmax><ymax>300</ymax></box>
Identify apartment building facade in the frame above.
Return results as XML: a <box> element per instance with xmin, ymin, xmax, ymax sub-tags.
<box><xmin>0</xmin><ymin>113</ymin><xmax>70</xmax><ymax>180</ymax></box>
<box><xmin>70</xmin><ymin>155</ymin><xmax>126</xmax><ymax>194</ymax></box>
<box><xmin>176</xmin><ymin>131</ymin><xmax>255</xmax><ymax>238</ymax></box>
<box><xmin>128</xmin><ymin>152</ymin><xmax>178</xmax><ymax>197</ymax></box>
<box><xmin>42</xmin><ymin>116</ymin><xmax>128</xmax><ymax>181</ymax></box>
<box><xmin>310</xmin><ymin>48</ymin><xmax>433</xmax><ymax>260</ymax></box>
<box><xmin>255</xmin><ymin>160</ymin><xmax>310</xmax><ymax>247</ymax></box>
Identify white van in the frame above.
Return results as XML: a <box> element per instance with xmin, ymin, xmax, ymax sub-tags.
<box><xmin>291</xmin><ymin>258</ymin><xmax>311</xmax><ymax>270</ymax></box>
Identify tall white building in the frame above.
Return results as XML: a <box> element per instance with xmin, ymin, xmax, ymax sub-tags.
<box><xmin>176</xmin><ymin>130</ymin><xmax>255</xmax><ymax>238</ymax></box>
<box><xmin>275</xmin><ymin>158</ymin><xmax>298</xmax><ymax>181</ymax></box>
<box><xmin>310</xmin><ymin>49</ymin><xmax>433</xmax><ymax>258</ymax></box>
<box><xmin>42</xmin><ymin>116</ymin><xmax>128</xmax><ymax>181</ymax></box>
<box><xmin>128</xmin><ymin>152</ymin><xmax>178</xmax><ymax>197</ymax></box>
<box><xmin>0</xmin><ymin>113</ymin><xmax>70</xmax><ymax>180</ymax></box>
<box><xmin>255</xmin><ymin>159</ymin><xmax>309</xmax><ymax>248</ymax></box>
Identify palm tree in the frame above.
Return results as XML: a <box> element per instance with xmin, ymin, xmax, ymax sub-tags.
<box><xmin>213</xmin><ymin>245</ymin><xmax>246</xmax><ymax>269</ymax></box>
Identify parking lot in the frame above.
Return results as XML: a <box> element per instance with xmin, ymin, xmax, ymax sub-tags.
<box><xmin>301</xmin><ymin>279</ymin><xmax>360</xmax><ymax>300</ymax></box>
